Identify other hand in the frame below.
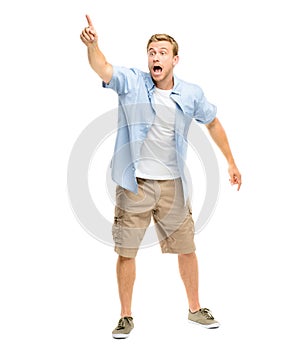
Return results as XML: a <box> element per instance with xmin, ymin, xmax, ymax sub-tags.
<box><xmin>228</xmin><ymin>164</ymin><xmax>242</xmax><ymax>191</ymax></box>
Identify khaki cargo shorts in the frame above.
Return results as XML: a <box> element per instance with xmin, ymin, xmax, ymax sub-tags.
<box><xmin>112</xmin><ymin>178</ymin><xmax>195</xmax><ymax>258</ymax></box>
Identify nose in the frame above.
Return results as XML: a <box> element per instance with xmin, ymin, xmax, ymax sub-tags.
<box><xmin>153</xmin><ymin>53</ymin><xmax>160</xmax><ymax>62</ymax></box>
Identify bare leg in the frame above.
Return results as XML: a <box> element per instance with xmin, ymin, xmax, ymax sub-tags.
<box><xmin>116</xmin><ymin>256</ymin><xmax>136</xmax><ymax>317</ymax></box>
<box><xmin>178</xmin><ymin>252</ymin><xmax>200</xmax><ymax>312</ymax></box>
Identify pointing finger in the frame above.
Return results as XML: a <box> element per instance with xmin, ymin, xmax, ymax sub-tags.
<box><xmin>237</xmin><ymin>178</ymin><xmax>242</xmax><ymax>191</ymax></box>
<box><xmin>86</xmin><ymin>14</ymin><xmax>93</xmax><ymax>27</ymax></box>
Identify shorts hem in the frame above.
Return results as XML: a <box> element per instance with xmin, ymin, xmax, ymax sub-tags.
<box><xmin>114</xmin><ymin>246</ymin><xmax>138</xmax><ymax>258</ymax></box>
<box><xmin>161</xmin><ymin>247</ymin><xmax>196</xmax><ymax>255</ymax></box>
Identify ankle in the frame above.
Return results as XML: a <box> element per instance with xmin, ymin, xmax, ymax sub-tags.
<box><xmin>189</xmin><ymin>307</ymin><xmax>200</xmax><ymax>313</ymax></box>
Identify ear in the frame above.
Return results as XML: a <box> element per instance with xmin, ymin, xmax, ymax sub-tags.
<box><xmin>173</xmin><ymin>55</ymin><xmax>179</xmax><ymax>67</ymax></box>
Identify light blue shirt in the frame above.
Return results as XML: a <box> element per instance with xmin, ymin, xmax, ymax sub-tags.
<box><xmin>103</xmin><ymin>66</ymin><xmax>217</xmax><ymax>202</ymax></box>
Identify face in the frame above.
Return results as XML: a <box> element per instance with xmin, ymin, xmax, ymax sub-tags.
<box><xmin>147</xmin><ymin>41</ymin><xmax>179</xmax><ymax>89</ymax></box>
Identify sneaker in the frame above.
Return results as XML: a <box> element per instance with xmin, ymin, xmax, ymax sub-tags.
<box><xmin>188</xmin><ymin>308</ymin><xmax>220</xmax><ymax>329</ymax></box>
<box><xmin>112</xmin><ymin>316</ymin><xmax>134</xmax><ymax>339</ymax></box>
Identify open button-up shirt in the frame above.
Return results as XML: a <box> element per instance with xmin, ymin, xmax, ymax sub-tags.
<box><xmin>103</xmin><ymin>66</ymin><xmax>217</xmax><ymax>202</ymax></box>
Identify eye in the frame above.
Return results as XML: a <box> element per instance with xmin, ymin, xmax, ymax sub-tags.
<box><xmin>148</xmin><ymin>51</ymin><xmax>155</xmax><ymax>56</ymax></box>
<box><xmin>160</xmin><ymin>51</ymin><xmax>167</xmax><ymax>55</ymax></box>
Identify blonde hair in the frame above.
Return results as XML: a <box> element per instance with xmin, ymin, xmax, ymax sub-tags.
<box><xmin>147</xmin><ymin>34</ymin><xmax>179</xmax><ymax>56</ymax></box>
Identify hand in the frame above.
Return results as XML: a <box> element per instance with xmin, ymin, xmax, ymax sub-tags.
<box><xmin>228</xmin><ymin>163</ymin><xmax>242</xmax><ymax>191</ymax></box>
<box><xmin>80</xmin><ymin>14</ymin><xmax>98</xmax><ymax>47</ymax></box>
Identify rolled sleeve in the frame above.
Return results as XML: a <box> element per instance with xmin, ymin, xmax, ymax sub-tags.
<box><xmin>102</xmin><ymin>66</ymin><xmax>138</xmax><ymax>95</ymax></box>
<box><xmin>194</xmin><ymin>88</ymin><xmax>217</xmax><ymax>124</ymax></box>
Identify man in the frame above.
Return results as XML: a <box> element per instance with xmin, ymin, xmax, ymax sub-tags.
<box><xmin>80</xmin><ymin>14</ymin><xmax>241</xmax><ymax>339</ymax></box>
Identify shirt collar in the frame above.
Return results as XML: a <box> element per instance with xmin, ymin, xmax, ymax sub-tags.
<box><xmin>145</xmin><ymin>73</ymin><xmax>181</xmax><ymax>96</ymax></box>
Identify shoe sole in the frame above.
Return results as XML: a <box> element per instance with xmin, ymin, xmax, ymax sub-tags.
<box><xmin>188</xmin><ymin>320</ymin><xmax>220</xmax><ymax>329</ymax></box>
<box><xmin>112</xmin><ymin>333</ymin><xmax>131</xmax><ymax>339</ymax></box>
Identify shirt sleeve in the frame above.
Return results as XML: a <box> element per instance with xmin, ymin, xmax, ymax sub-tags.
<box><xmin>194</xmin><ymin>87</ymin><xmax>217</xmax><ymax>124</ymax></box>
<box><xmin>102</xmin><ymin>66</ymin><xmax>138</xmax><ymax>95</ymax></box>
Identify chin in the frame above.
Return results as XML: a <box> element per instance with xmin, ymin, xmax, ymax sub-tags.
<box><xmin>151</xmin><ymin>73</ymin><xmax>162</xmax><ymax>81</ymax></box>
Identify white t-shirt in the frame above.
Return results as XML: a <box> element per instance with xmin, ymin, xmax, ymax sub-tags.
<box><xmin>135</xmin><ymin>87</ymin><xmax>180</xmax><ymax>179</ymax></box>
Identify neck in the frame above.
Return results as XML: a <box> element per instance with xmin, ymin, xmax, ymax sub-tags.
<box><xmin>154</xmin><ymin>76</ymin><xmax>174</xmax><ymax>90</ymax></box>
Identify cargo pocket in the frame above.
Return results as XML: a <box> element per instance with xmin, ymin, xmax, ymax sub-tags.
<box><xmin>187</xmin><ymin>202</ymin><xmax>195</xmax><ymax>234</ymax></box>
<box><xmin>112</xmin><ymin>206</ymin><xmax>125</xmax><ymax>245</ymax></box>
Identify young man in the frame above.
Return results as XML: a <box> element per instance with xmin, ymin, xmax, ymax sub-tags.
<box><xmin>80</xmin><ymin>15</ymin><xmax>241</xmax><ymax>338</ymax></box>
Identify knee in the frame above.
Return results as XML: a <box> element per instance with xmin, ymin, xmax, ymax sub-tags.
<box><xmin>178</xmin><ymin>252</ymin><xmax>197</xmax><ymax>260</ymax></box>
<box><xmin>118</xmin><ymin>255</ymin><xmax>135</xmax><ymax>263</ymax></box>
<box><xmin>178</xmin><ymin>252</ymin><xmax>196</xmax><ymax>257</ymax></box>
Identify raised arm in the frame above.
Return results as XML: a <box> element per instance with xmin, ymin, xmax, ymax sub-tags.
<box><xmin>80</xmin><ymin>15</ymin><xmax>113</xmax><ymax>84</ymax></box>
<box><xmin>206</xmin><ymin>117</ymin><xmax>242</xmax><ymax>191</ymax></box>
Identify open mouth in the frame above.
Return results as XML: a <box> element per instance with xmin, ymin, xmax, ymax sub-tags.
<box><xmin>153</xmin><ymin>65</ymin><xmax>162</xmax><ymax>74</ymax></box>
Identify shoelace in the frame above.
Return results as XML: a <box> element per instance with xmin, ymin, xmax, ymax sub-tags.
<box><xmin>116</xmin><ymin>317</ymin><xmax>133</xmax><ymax>330</ymax></box>
<box><xmin>199</xmin><ymin>308</ymin><xmax>214</xmax><ymax>320</ymax></box>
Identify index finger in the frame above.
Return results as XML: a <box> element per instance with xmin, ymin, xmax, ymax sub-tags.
<box><xmin>237</xmin><ymin>179</ymin><xmax>242</xmax><ymax>191</ymax></box>
<box><xmin>85</xmin><ymin>14</ymin><xmax>93</xmax><ymax>27</ymax></box>
<box><xmin>235</xmin><ymin>175</ymin><xmax>242</xmax><ymax>191</ymax></box>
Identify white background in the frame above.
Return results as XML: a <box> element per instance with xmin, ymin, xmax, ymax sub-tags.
<box><xmin>1</xmin><ymin>0</ymin><xmax>287</xmax><ymax>349</ymax></box>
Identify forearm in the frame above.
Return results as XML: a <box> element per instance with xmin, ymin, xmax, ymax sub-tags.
<box><xmin>87</xmin><ymin>44</ymin><xmax>113</xmax><ymax>83</ymax></box>
<box><xmin>206</xmin><ymin>118</ymin><xmax>235</xmax><ymax>165</ymax></box>
<box><xmin>206</xmin><ymin>117</ymin><xmax>242</xmax><ymax>190</ymax></box>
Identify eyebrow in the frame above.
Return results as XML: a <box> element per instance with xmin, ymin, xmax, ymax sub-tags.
<box><xmin>148</xmin><ymin>47</ymin><xmax>169</xmax><ymax>51</ymax></box>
